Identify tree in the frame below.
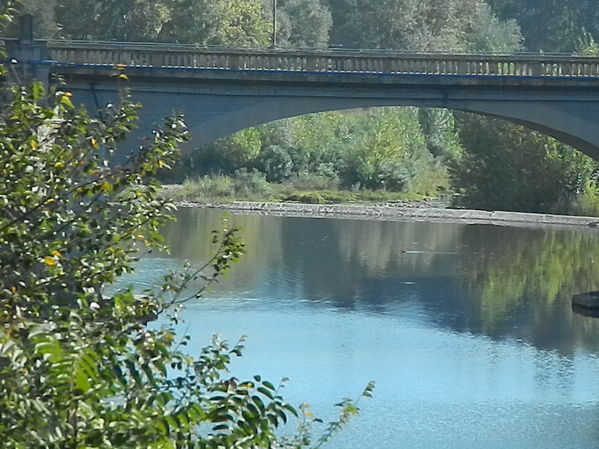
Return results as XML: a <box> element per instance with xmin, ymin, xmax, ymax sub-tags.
<box><xmin>0</xmin><ymin>11</ymin><xmax>373</xmax><ymax>449</ymax></box>
<box><xmin>13</xmin><ymin>0</ymin><xmax>59</xmax><ymax>38</ymax></box>
<box><xmin>450</xmin><ymin>114</ymin><xmax>599</xmax><ymax>213</ymax></box>
<box><xmin>56</xmin><ymin>0</ymin><xmax>170</xmax><ymax>41</ymax></box>
<box><xmin>338</xmin><ymin>107</ymin><xmax>436</xmax><ymax>192</ymax></box>
<box><xmin>158</xmin><ymin>0</ymin><xmax>271</xmax><ymax>46</ymax></box>
<box><xmin>277</xmin><ymin>0</ymin><xmax>333</xmax><ymax>48</ymax></box>
<box><xmin>326</xmin><ymin>0</ymin><xmax>521</xmax><ymax>51</ymax></box>
<box><xmin>53</xmin><ymin>0</ymin><xmax>271</xmax><ymax>45</ymax></box>
<box><xmin>462</xmin><ymin>3</ymin><xmax>522</xmax><ymax>53</ymax></box>
<box><xmin>487</xmin><ymin>0</ymin><xmax>599</xmax><ymax>52</ymax></box>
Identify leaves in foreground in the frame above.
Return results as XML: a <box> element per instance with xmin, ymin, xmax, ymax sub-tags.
<box><xmin>0</xmin><ymin>74</ymin><xmax>373</xmax><ymax>448</ymax></box>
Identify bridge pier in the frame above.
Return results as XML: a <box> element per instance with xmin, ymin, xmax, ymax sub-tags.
<box><xmin>4</xmin><ymin>15</ymin><xmax>50</xmax><ymax>87</ymax></box>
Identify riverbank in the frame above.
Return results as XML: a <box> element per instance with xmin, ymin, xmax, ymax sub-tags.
<box><xmin>175</xmin><ymin>200</ymin><xmax>599</xmax><ymax>229</ymax></box>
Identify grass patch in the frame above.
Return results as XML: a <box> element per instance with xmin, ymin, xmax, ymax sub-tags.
<box><xmin>162</xmin><ymin>173</ymin><xmax>431</xmax><ymax>205</ymax></box>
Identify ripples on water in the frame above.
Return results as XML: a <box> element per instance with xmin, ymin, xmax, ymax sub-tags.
<box><xmin>119</xmin><ymin>209</ymin><xmax>599</xmax><ymax>449</ymax></box>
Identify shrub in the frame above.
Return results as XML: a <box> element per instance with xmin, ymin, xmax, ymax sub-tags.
<box><xmin>0</xmin><ymin>76</ymin><xmax>373</xmax><ymax>447</ymax></box>
<box><xmin>451</xmin><ymin>114</ymin><xmax>599</xmax><ymax>213</ymax></box>
<box><xmin>232</xmin><ymin>168</ymin><xmax>273</xmax><ymax>199</ymax></box>
<box><xmin>288</xmin><ymin>171</ymin><xmax>340</xmax><ymax>191</ymax></box>
<box><xmin>257</xmin><ymin>144</ymin><xmax>294</xmax><ymax>182</ymax></box>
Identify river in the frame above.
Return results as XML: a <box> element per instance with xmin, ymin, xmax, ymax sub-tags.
<box><xmin>123</xmin><ymin>208</ymin><xmax>599</xmax><ymax>449</ymax></box>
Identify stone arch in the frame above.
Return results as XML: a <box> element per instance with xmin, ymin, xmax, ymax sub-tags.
<box><xmin>187</xmin><ymin>95</ymin><xmax>599</xmax><ymax>161</ymax></box>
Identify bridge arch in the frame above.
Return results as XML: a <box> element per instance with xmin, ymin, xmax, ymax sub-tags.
<box><xmin>181</xmin><ymin>94</ymin><xmax>599</xmax><ymax>161</ymax></box>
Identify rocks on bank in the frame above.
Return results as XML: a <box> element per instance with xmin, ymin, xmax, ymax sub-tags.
<box><xmin>175</xmin><ymin>200</ymin><xmax>599</xmax><ymax>229</ymax></box>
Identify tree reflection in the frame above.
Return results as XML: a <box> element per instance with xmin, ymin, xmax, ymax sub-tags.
<box><xmin>158</xmin><ymin>209</ymin><xmax>599</xmax><ymax>355</ymax></box>
<box><xmin>455</xmin><ymin>225</ymin><xmax>599</xmax><ymax>354</ymax></box>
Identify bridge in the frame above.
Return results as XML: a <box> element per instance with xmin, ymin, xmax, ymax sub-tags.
<box><xmin>6</xmin><ymin>32</ymin><xmax>599</xmax><ymax>159</ymax></box>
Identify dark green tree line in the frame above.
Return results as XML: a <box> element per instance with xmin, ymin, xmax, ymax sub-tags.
<box><xmin>488</xmin><ymin>0</ymin><xmax>599</xmax><ymax>52</ymax></box>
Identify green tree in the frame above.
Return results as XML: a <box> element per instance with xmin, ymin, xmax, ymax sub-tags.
<box><xmin>450</xmin><ymin>114</ymin><xmax>599</xmax><ymax>213</ymax></box>
<box><xmin>277</xmin><ymin>0</ymin><xmax>333</xmax><ymax>48</ymax></box>
<box><xmin>0</xmin><ymin>13</ymin><xmax>373</xmax><ymax>449</ymax></box>
<box><xmin>13</xmin><ymin>0</ymin><xmax>58</xmax><ymax>38</ymax></box>
<box><xmin>159</xmin><ymin>0</ymin><xmax>271</xmax><ymax>46</ymax></box>
<box><xmin>326</xmin><ymin>0</ymin><xmax>521</xmax><ymax>51</ymax></box>
<box><xmin>54</xmin><ymin>0</ymin><xmax>271</xmax><ymax>45</ymax></box>
<box><xmin>338</xmin><ymin>107</ymin><xmax>438</xmax><ymax>192</ymax></box>
<box><xmin>56</xmin><ymin>0</ymin><xmax>170</xmax><ymax>41</ymax></box>
<box><xmin>462</xmin><ymin>3</ymin><xmax>522</xmax><ymax>52</ymax></box>
<box><xmin>0</xmin><ymin>82</ymin><xmax>374</xmax><ymax>449</ymax></box>
<box><xmin>488</xmin><ymin>0</ymin><xmax>599</xmax><ymax>52</ymax></box>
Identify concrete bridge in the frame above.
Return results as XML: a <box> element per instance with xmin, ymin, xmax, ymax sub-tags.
<box><xmin>6</xmin><ymin>34</ymin><xmax>599</xmax><ymax>159</ymax></box>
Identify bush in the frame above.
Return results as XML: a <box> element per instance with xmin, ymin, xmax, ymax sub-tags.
<box><xmin>178</xmin><ymin>175</ymin><xmax>235</xmax><ymax>200</ymax></box>
<box><xmin>0</xmin><ymin>75</ymin><xmax>373</xmax><ymax>447</ymax></box>
<box><xmin>562</xmin><ymin>181</ymin><xmax>599</xmax><ymax>217</ymax></box>
<box><xmin>451</xmin><ymin>114</ymin><xmax>599</xmax><ymax>213</ymax></box>
<box><xmin>257</xmin><ymin>144</ymin><xmax>294</xmax><ymax>182</ymax></box>
<box><xmin>288</xmin><ymin>171</ymin><xmax>340</xmax><ymax>191</ymax></box>
<box><xmin>232</xmin><ymin>168</ymin><xmax>273</xmax><ymax>199</ymax></box>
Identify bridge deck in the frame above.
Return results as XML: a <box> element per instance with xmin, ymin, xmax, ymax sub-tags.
<box><xmin>8</xmin><ymin>39</ymin><xmax>599</xmax><ymax>79</ymax></box>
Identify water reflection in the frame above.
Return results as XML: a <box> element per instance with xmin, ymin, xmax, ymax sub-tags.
<box><xmin>159</xmin><ymin>209</ymin><xmax>599</xmax><ymax>356</ymax></box>
<box><xmin>454</xmin><ymin>225</ymin><xmax>599</xmax><ymax>354</ymax></box>
<box><xmin>132</xmin><ymin>208</ymin><xmax>599</xmax><ymax>449</ymax></box>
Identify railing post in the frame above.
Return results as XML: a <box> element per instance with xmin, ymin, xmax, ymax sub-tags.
<box><xmin>456</xmin><ymin>59</ymin><xmax>468</xmax><ymax>75</ymax></box>
<box><xmin>529</xmin><ymin>60</ymin><xmax>543</xmax><ymax>76</ymax></box>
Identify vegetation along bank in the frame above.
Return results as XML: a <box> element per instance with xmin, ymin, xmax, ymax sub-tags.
<box><xmin>18</xmin><ymin>0</ymin><xmax>599</xmax><ymax>217</ymax></box>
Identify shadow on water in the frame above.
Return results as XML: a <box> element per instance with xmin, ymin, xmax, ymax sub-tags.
<box><xmin>158</xmin><ymin>209</ymin><xmax>599</xmax><ymax>356</ymax></box>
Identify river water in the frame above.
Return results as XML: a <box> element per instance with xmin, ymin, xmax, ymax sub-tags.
<box><xmin>126</xmin><ymin>208</ymin><xmax>599</xmax><ymax>449</ymax></box>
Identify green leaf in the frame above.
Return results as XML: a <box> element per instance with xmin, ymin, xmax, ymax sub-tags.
<box><xmin>60</xmin><ymin>94</ymin><xmax>74</xmax><ymax>109</ymax></box>
<box><xmin>31</xmin><ymin>81</ymin><xmax>45</xmax><ymax>101</ymax></box>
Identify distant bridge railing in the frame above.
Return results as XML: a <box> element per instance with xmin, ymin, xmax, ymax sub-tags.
<box><xmin>17</xmin><ymin>40</ymin><xmax>599</xmax><ymax>78</ymax></box>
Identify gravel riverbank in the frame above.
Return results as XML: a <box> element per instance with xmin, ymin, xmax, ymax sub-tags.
<box><xmin>175</xmin><ymin>200</ymin><xmax>599</xmax><ymax>229</ymax></box>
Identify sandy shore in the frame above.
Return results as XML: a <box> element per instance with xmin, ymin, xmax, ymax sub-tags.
<box><xmin>175</xmin><ymin>200</ymin><xmax>599</xmax><ymax>229</ymax></box>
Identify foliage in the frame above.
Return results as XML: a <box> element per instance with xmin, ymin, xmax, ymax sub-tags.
<box><xmin>162</xmin><ymin>175</ymin><xmax>427</xmax><ymax>205</ymax></box>
<box><xmin>566</xmin><ymin>180</ymin><xmax>599</xmax><ymax>217</ymax></box>
<box><xmin>179</xmin><ymin>108</ymin><xmax>449</xmax><ymax>197</ymax></box>
<box><xmin>160</xmin><ymin>0</ymin><xmax>271</xmax><ymax>46</ymax></box>
<box><xmin>55</xmin><ymin>0</ymin><xmax>170</xmax><ymax>41</ymax></box>
<box><xmin>462</xmin><ymin>3</ymin><xmax>522</xmax><ymax>52</ymax></box>
<box><xmin>36</xmin><ymin>0</ymin><xmax>271</xmax><ymax>45</ymax></box>
<box><xmin>326</xmin><ymin>0</ymin><xmax>521</xmax><ymax>51</ymax></box>
<box><xmin>13</xmin><ymin>0</ymin><xmax>58</xmax><ymax>37</ymax></box>
<box><xmin>277</xmin><ymin>0</ymin><xmax>333</xmax><ymax>48</ymax></box>
<box><xmin>257</xmin><ymin>144</ymin><xmax>294</xmax><ymax>182</ymax></box>
<box><xmin>450</xmin><ymin>114</ymin><xmax>599</xmax><ymax>213</ymax></box>
<box><xmin>488</xmin><ymin>0</ymin><xmax>599</xmax><ymax>52</ymax></box>
<box><xmin>21</xmin><ymin>0</ymin><xmax>599</xmax><ymax>214</ymax></box>
<box><xmin>231</xmin><ymin>168</ymin><xmax>274</xmax><ymax>199</ymax></box>
<box><xmin>334</xmin><ymin>108</ymin><xmax>440</xmax><ymax>192</ymax></box>
<box><xmin>575</xmin><ymin>31</ymin><xmax>599</xmax><ymax>56</ymax></box>
<box><xmin>288</xmin><ymin>172</ymin><xmax>340</xmax><ymax>191</ymax></box>
<box><xmin>0</xmin><ymin>67</ymin><xmax>373</xmax><ymax>448</ymax></box>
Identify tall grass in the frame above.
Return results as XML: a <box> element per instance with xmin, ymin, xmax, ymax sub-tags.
<box><xmin>563</xmin><ymin>181</ymin><xmax>599</xmax><ymax>217</ymax></box>
<box><xmin>163</xmin><ymin>170</ymin><xmax>273</xmax><ymax>202</ymax></box>
<box><xmin>162</xmin><ymin>172</ymin><xmax>431</xmax><ymax>204</ymax></box>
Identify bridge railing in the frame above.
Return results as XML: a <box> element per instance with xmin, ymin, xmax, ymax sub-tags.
<box><xmin>38</xmin><ymin>40</ymin><xmax>599</xmax><ymax>78</ymax></box>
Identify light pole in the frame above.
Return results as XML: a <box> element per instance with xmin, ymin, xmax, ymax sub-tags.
<box><xmin>271</xmin><ymin>0</ymin><xmax>277</xmax><ymax>48</ymax></box>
